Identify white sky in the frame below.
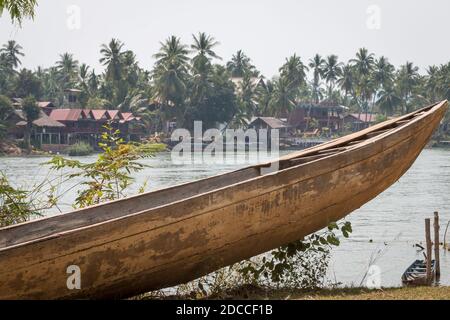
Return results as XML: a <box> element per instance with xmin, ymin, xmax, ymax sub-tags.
<box><xmin>0</xmin><ymin>0</ymin><xmax>449</xmax><ymax>77</ymax></box>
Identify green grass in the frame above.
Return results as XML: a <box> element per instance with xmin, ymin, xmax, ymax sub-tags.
<box><xmin>66</xmin><ymin>142</ymin><xmax>94</xmax><ymax>156</ymax></box>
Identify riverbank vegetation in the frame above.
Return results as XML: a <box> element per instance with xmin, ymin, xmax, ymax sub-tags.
<box><xmin>66</xmin><ymin>142</ymin><xmax>93</xmax><ymax>156</ymax></box>
<box><xmin>0</xmin><ymin>126</ymin><xmax>165</xmax><ymax>227</ymax></box>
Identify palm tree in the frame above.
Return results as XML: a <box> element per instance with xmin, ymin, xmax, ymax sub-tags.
<box><xmin>337</xmin><ymin>64</ymin><xmax>355</xmax><ymax>98</ymax></box>
<box><xmin>56</xmin><ymin>53</ymin><xmax>79</xmax><ymax>89</ymax></box>
<box><xmin>1</xmin><ymin>40</ymin><xmax>24</xmax><ymax>69</ymax></box>
<box><xmin>255</xmin><ymin>79</ymin><xmax>274</xmax><ymax>116</ymax></box>
<box><xmin>269</xmin><ymin>77</ymin><xmax>296</xmax><ymax>117</ymax></box>
<box><xmin>0</xmin><ymin>0</ymin><xmax>37</xmax><ymax>24</ymax></box>
<box><xmin>279</xmin><ymin>54</ymin><xmax>308</xmax><ymax>91</ymax></box>
<box><xmin>376</xmin><ymin>86</ymin><xmax>401</xmax><ymax>115</ymax></box>
<box><xmin>152</xmin><ymin>36</ymin><xmax>190</xmax><ymax>129</ymax></box>
<box><xmin>373</xmin><ymin>56</ymin><xmax>395</xmax><ymax>90</ymax></box>
<box><xmin>100</xmin><ymin>39</ymin><xmax>125</xmax><ymax>83</ymax></box>
<box><xmin>425</xmin><ymin>65</ymin><xmax>440</xmax><ymax>103</ymax></box>
<box><xmin>78</xmin><ymin>64</ymin><xmax>90</xmax><ymax>91</ymax></box>
<box><xmin>350</xmin><ymin>48</ymin><xmax>375</xmax><ymax>120</ymax></box>
<box><xmin>350</xmin><ymin>48</ymin><xmax>375</xmax><ymax>75</ymax></box>
<box><xmin>191</xmin><ymin>32</ymin><xmax>221</xmax><ymax>69</ymax></box>
<box><xmin>322</xmin><ymin>55</ymin><xmax>343</xmax><ymax>100</ymax></box>
<box><xmin>308</xmin><ymin>54</ymin><xmax>325</xmax><ymax>103</ymax></box>
<box><xmin>190</xmin><ymin>33</ymin><xmax>221</xmax><ymax>104</ymax></box>
<box><xmin>371</xmin><ymin>56</ymin><xmax>395</xmax><ymax>114</ymax></box>
<box><xmin>22</xmin><ymin>96</ymin><xmax>40</xmax><ymax>153</ymax></box>
<box><xmin>226</xmin><ymin>50</ymin><xmax>256</xmax><ymax>78</ymax></box>
<box><xmin>397</xmin><ymin>61</ymin><xmax>419</xmax><ymax>113</ymax></box>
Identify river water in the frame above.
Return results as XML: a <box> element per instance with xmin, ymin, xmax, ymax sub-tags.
<box><xmin>0</xmin><ymin>148</ymin><xmax>449</xmax><ymax>287</ymax></box>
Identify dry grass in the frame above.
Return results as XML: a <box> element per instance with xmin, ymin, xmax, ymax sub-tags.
<box><xmin>224</xmin><ymin>286</ymin><xmax>450</xmax><ymax>300</ymax></box>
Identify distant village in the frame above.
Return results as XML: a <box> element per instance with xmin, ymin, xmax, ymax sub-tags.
<box><xmin>2</xmin><ymin>82</ymin><xmax>378</xmax><ymax>153</ymax></box>
<box><xmin>1</xmin><ymin>37</ymin><xmax>447</xmax><ymax>155</ymax></box>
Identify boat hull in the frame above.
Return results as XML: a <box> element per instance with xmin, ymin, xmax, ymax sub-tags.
<box><xmin>0</xmin><ymin>101</ymin><xmax>447</xmax><ymax>299</ymax></box>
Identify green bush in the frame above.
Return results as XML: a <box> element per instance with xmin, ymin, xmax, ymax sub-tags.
<box><xmin>66</xmin><ymin>142</ymin><xmax>94</xmax><ymax>156</ymax></box>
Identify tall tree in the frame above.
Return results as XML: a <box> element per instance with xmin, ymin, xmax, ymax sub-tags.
<box><xmin>269</xmin><ymin>76</ymin><xmax>296</xmax><ymax>117</ymax></box>
<box><xmin>56</xmin><ymin>53</ymin><xmax>79</xmax><ymax>89</ymax></box>
<box><xmin>322</xmin><ymin>55</ymin><xmax>342</xmax><ymax>100</ymax></box>
<box><xmin>308</xmin><ymin>54</ymin><xmax>325</xmax><ymax>103</ymax></box>
<box><xmin>190</xmin><ymin>32</ymin><xmax>221</xmax><ymax>104</ymax></box>
<box><xmin>100</xmin><ymin>39</ymin><xmax>125</xmax><ymax>83</ymax></box>
<box><xmin>397</xmin><ymin>61</ymin><xmax>419</xmax><ymax>113</ymax></box>
<box><xmin>279</xmin><ymin>54</ymin><xmax>308</xmax><ymax>91</ymax></box>
<box><xmin>226</xmin><ymin>50</ymin><xmax>256</xmax><ymax>78</ymax></box>
<box><xmin>0</xmin><ymin>40</ymin><xmax>24</xmax><ymax>69</ymax></box>
<box><xmin>22</xmin><ymin>96</ymin><xmax>40</xmax><ymax>153</ymax></box>
<box><xmin>152</xmin><ymin>36</ymin><xmax>190</xmax><ymax>129</ymax></box>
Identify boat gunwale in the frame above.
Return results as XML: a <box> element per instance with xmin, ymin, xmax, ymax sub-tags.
<box><xmin>0</xmin><ymin>101</ymin><xmax>446</xmax><ymax>250</ymax></box>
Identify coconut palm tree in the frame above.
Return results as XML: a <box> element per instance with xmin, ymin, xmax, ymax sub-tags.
<box><xmin>396</xmin><ymin>61</ymin><xmax>419</xmax><ymax>113</ymax></box>
<box><xmin>226</xmin><ymin>50</ymin><xmax>256</xmax><ymax>78</ymax></box>
<box><xmin>279</xmin><ymin>54</ymin><xmax>308</xmax><ymax>91</ymax></box>
<box><xmin>191</xmin><ymin>32</ymin><xmax>221</xmax><ymax>69</ymax></box>
<box><xmin>269</xmin><ymin>77</ymin><xmax>296</xmax><ymax>117</ymax></box>
<box><xmin>100</xmin><ymin>39</ymin><xmax>125</xmax><ymax>84</ymax></box>
<box><xmin>350</xmin><ymin>48</ymin><xmax>376</xmax><ymax>119</ymax></box>
<box><xmin>337</xmin><ymin>64</ymin><xmax>355</xmax><ymax>98</ymax></box>
<box><xmin>255</xmin><ymin>79</ymin><xmax>274</xmax><ymax>116</ymax></box>
<box><xmin>190</xmin><ymin>33</ymin><xmax>221</xmax><ymax>104</ymax></box>
<box><xmin>350</xmin><ymin>48</ymin><xmax>375</xmax><ymax>75</ymax></box>
<box><xmin>152</xmin><ymin>36</ymin><xmax>190</xmax><ymax>129</ymax></box>
<box><xmin>0</xmin><ymin>40</ymin><xmax>24</xmax><ymax>69</ymax></box>
<box><xmin>56</xmin><ymin>53</ymin><xmax>79</xmax><ymax>89</ymax></box>
<box><xmin>376</xmin><ymin>86</ymin><xmax>401</xmax><ymax>116</ymax></box>
<box><xmin>322</xmin><ymin>55</ymin><xmax>343</xmax><ymax>100</ymax></box>
<box><xmin>0</xmin><ymin>0</ymin><xmax>37</xmax><ymax>24</ymax></box>
<box><xmin>308</xmin><ymin>54</ymin><xmax>325</xmax><ymax>103</ymax></box>
<box><xmin>22</xmin><ymin>96</ymin><xmax>40</xmax><ymax>153</ymax></box>
<box><xmin>373</xmin><ymin>56</ymin><xmax>395</xmax><ymax>90</ymax></box>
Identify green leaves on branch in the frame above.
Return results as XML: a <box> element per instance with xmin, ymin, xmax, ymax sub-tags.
<box><xmin>46</xmin><ymin>123</ymin><xmax>165</xmax><ymax>209</ymax></box>
<box><xmin>237</xmin><ymin>220</ymin><xmax>352</xmax><ymax>289</ymax></box>
<box><xmin>0</xmin><ymin>172</ymin><xmax>43</xmax><ymax>227</ymax></box>
<box><xmin>0</xmin><ymin>0</ymin><xmax>37</xmax><ymax>25</ymax></box>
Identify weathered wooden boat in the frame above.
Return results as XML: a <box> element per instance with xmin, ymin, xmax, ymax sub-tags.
<box><xmin>0</xmin><ymin>100</ymin><xmax>447</xmax><ymax>299</ymax></box>
<box><xmin>402</xmin><ymin>259</ymin><xmax>435</xmax><ymax>285</ymax></box>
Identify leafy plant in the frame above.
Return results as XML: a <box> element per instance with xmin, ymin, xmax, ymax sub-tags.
<box><xmin>237</xmin><ymin>221</ymin><xmax>352</xmax><ymax>289</ymax></box>
<box><xmin>66</xmin><ymin>142</ymin><xmax>94</xmax><ymax>156</ymax></box>
<box><xmin>164</xmin><ymin>221</ymin><xmax>353</xmax><ymax>299</ymax></box>
<box><xmin>47</xmin><ymin>123</ymin><xmax>165</xmax><ymax>208</ymax></box>
<box><xmin>0</xmin><ymin>172</ymin><xmax>45</xmax><ymax>227</ymax></box>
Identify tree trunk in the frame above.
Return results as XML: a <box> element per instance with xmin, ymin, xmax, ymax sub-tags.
<box><xmin>25</xmin><ymin>123</ymin><xmax>32</xmax><ymax>154</ymax></box>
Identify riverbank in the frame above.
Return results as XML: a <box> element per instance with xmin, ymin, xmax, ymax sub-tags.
<box><xmin>137</xmin><ymin>285</ymin><xmax>450</xmax><ymax>300</ymax></box>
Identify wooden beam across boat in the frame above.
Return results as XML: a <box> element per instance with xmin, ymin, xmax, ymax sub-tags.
<box><xmin>0</xmin><ymin>100</ymin><xmax>447</xmax><ymax>299</ymax></box>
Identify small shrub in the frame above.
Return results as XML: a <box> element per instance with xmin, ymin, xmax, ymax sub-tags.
<box><xmin>66</xmin><ymin>142</ymin><xmax>94</xmax><ymax>156</ymax></box>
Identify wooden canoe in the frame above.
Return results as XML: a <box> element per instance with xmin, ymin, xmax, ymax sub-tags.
<box><xmin>0</xmin><ymin>100</ymin><xmax>447</xmax><ymax>299</ymax></box>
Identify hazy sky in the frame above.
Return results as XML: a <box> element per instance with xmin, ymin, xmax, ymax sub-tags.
<box><xmin>0</xmin><ymin>0</ymin><xmax>449</xmax><ymax>77</ymax></box>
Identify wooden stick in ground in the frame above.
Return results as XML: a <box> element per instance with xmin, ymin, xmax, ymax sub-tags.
<box><xmin>425</xmin><ymin>218</ymin><xmax>433</xmax><ymax>284</ymax></box>
<box><xmin>434</xmin><ymin>212</ymin><xmax>440</xmax><ymax>277</ymax></box>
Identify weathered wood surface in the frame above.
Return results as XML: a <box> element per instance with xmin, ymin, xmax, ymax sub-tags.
<box><xmin>0</xmin><ymin>101</ymin><xmax>447</xmax><ymax>299</ymax></box>
<box><xmin>425</xmin><ymin>218</ymin><xmax>433</xmax><ymax>283</ymax></box>
<box><xmin>434</xmin><ymin>211</ymin><xmax>440</xmax><ymax>277</ymax></box>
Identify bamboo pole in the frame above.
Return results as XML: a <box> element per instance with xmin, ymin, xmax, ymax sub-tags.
<box><xmin>434</xmin><ymin>212</ymin><xmax>440</xmax><ymax>277</ymax></box>
<box><xmin>425</xmin><ymin>218</ymin><xmax>432</xmax><ymax>284</ymax></box>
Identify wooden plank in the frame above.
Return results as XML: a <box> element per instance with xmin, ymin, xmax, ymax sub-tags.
<box><xmin>434</xmin><ymin>211</ymin><xmax>440</xmax><ymax>277</ymax></box>
<box><xmin>425</xmin><ymin>218</ymin><xmax>432</xmax><ymax>284</ymax></box>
